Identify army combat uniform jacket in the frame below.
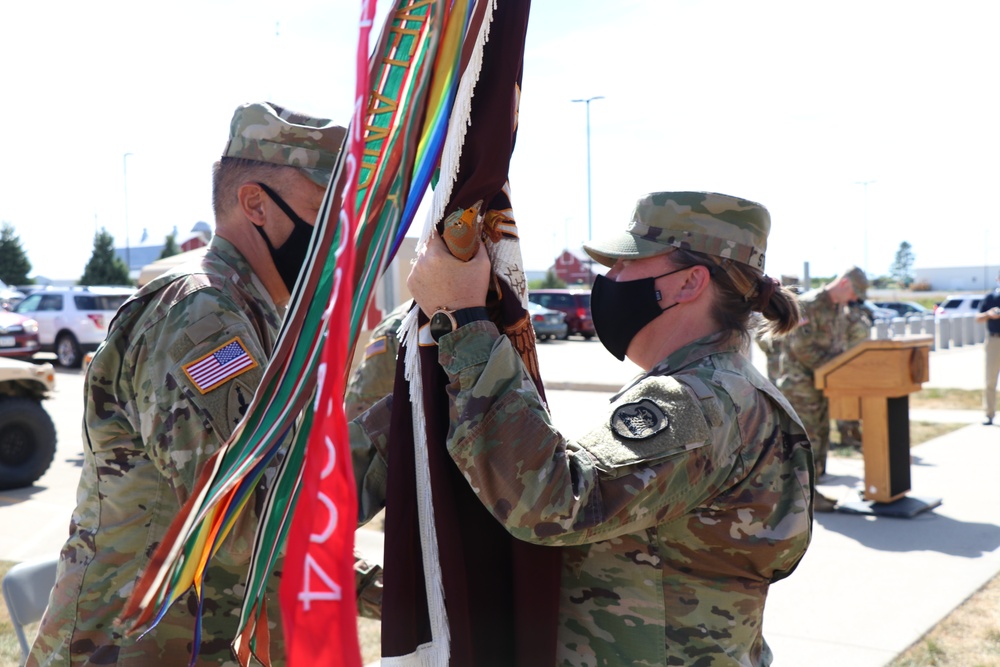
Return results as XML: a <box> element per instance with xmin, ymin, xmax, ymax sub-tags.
<box><xmin>344</xmin><ymin>300</ymin><xmax>410</xmax><ymax>421</ymax></box>
<box><xmin>29</xmin><ymin>237</ymin><xmax>285</xmax><ymax>666</ymax></box>
<box><xmin>353</xmin><ymin>322</ymin><xmax>814</xmax><ymax>666</ymax></box>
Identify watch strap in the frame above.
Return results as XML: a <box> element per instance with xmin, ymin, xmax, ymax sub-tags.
<box><xmin>451</xmin><ymin>306</ymin><xmax>490</xmax><ymax>328</ymax></box>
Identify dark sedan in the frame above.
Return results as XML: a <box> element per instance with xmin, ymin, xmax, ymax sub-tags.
<box><xmin>528</xmin><ymin>301</ymin><xmax>567</xmax><ymax>341</ymax></box>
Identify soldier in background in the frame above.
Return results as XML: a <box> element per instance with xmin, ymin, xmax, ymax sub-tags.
<box><xmin>344</xmin><ymin>299</ymin><xmax>412</xmax><ymax>421</ymax></box>
<box><xmin>756</xmin><ymin>331</ymin><xmax>783</xmax><ymax>383</ymax></box>
<box><xmin>836</xmin><ymin>299</ymin><xmax>873</xmax><ymax>449</ymax></box>
<box><xmin>29</xmin><ymin>103</ymin><xmax>346</xmax><ymax>666</ymax></box>
<box><xmin>778</xmin><ymin>266</ymin><xmax>868</xmax><ymax>511</ymax></box>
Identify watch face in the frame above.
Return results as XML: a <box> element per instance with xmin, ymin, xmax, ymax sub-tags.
<box><xmin>429</xmin><ymin>310</ymin><xmax>455</xmax><ymax>342</ymax></box>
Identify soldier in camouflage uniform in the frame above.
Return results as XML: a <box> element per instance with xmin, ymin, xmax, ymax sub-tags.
<box><xmin>28</xmin><ymin>103</ymin><xmax>346</xmax><ymax>667</ymax></box>
<box><xmin>344</xmin><ymin>299</ymin><xmax>411</xmax><ymax>421</ymax></box>
<box><xmin>354</xmin><ymin>191</ymin><xmax>814</xmax><ymax>665</ymax></box>
<box><xmin>777</xmin><ymin>266</ymin><xmax>866</xmax><ymax>511</ymax></box>
<box><xmin>836</xmin><ymin>299</ymin><xmax>873</xmax><ymax>449</ymax></box>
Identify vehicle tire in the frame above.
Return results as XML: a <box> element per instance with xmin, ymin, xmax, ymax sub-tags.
<box><xmin>582</xmin><ymin>333</ymin><xmax>595</xmax><ymax>340</ymax></box>
<box><xmin>0</xmin><ymin>398</ymin><xmax>57</xmax><ymax>490</ymax></box>
<box><xmin>56</xmin><ymin>332</ymin><xmax>82</xmax><ymax>368</ymax></box>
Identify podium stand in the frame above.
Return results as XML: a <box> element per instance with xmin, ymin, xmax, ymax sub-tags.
<box><xmin>813</xmin><ymin>335</ymin><xmax>941</xmax><ymax>517</ymax></box>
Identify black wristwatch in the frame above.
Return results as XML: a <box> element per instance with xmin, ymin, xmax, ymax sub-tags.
<box><xmin>429</xmin><ymin>307</ymin><xmax>490</xmax><ymax>342</ymax></box>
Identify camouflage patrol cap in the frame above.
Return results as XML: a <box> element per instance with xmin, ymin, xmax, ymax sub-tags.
<box><xmin>837</xmin><ymin>265</ymin><xmax>868</xmax><ymax>300</ymax></box>
<box><xmin>583</xmin><ymin>191</ymin><xmax>770</xmax><ymax>271</ymax></box>
<box><xmin>223</xmin><ymin>102</ymin><xmax>347</xmax><ymax>187</ymax></box>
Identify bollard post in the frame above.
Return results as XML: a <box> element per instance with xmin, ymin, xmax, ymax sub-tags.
<box><xmin>891</xmin><ymin>317</ymin><xmax>906</xmax><ymax>338</ymax></box>
<box><xmin>875</xmin><ymin>320</ymin><xmax>891</xmax><ymax>340</ymax></box>
<box><xmin>923</xmin><ymin>315</ymin><xmax>936</xmax><ymax>351</ymax></box>
<box><xmin>966</xmin><ymin>313</ymin><xmax>980</xmax><ymax>345</ymax></box>
<box><xmin>938</xmin><ymin>316</ymin><xmax>950</xmax><ymax>350</ymax></box>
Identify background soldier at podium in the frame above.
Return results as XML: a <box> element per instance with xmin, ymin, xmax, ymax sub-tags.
<box><xmin>836</xmin><ymin>300</ymin><xmax>873</xmax><ymax>449</ymax></box>
<box><xmin>778</xmin><ymin>266</ymin><xmax>867</xmax><ymax>511</ymax></box>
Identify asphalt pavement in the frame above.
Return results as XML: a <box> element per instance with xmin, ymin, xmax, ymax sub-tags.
<box><xmin>2</xmin><ymin>340</ymin><xmax>997</xmax><ymax>667</ymax></box>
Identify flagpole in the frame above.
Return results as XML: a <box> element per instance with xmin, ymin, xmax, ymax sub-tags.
<box><xmin>572</xmin><ymin>96</ymin><xmax>603</xmax><ymax>286</ymax></box>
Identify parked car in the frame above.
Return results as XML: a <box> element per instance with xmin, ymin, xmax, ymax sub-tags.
<box><xmin>860</xmin><ymin>301</ymin><xmax>898</xmax><ymax>321</ymax></box>
<box><xmin>13</xmin><ymin>286</ymin><xmax>134</xmax><ymax>368</ymax></box>
<box><xmin>873</xmin><ymin>301</ymin><xmax>932</xmax><ymax>318</ymax></box>
<box><xmin>528</xmin><ymin>301</ymin><xmax>567</xmax><ymax>341</ymax></box>
<box><xmin>0</xmin><ymin>357</ymin><xmax>56</xmax><ymax>489</ymax></box>
<box><xmin>0</xmin><ymin>278</ymin><xmax>25</xmax><ymax>311</ymax></box>
<box><xmin>934</xmin><ymin>294</ymin><xmax>985</xmax><ymax>317</ymax></box>
<box><xmin>0</xmin><ymin>310</ymin><xmax>40</xmax><ymax>361</ymax></box>
<box><xmin>528</xmin><ymin>289</ymin><xmax>595</xmax><ymax>339</ymax></box>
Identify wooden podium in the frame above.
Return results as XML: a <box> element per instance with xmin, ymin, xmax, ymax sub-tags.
<box><xmin>813</xmin><ymin>335</ymin><xmax>941</xmax><ymax>516</ymax></box>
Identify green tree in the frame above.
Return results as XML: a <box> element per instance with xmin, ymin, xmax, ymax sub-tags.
<box><xmin>80</xmin><ymin>228</ymin><xmax>132</xmax><ymax>286</ymax></box>
<box><xmin>0</xmin><ymin>221</ymin><xmax>33</xmax><ymax>285</ymax></box>
<box><xmin>529</xmin><ymin>269</ymin><xmax>567</xmax><ymax>290</ymax></box>
<box><xmin>890</xmin><ymin>241</ymin><xmax>915</xmax><ymax>287</ymax></box>
<box><xmin>159</xmin><ymin>232</ymin><xmax>181</xmax><ymax>260</ymax></box>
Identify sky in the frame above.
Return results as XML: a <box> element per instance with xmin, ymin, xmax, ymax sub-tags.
<box><xmin>1</xmin><ymin>0</ymin><xmax>998</xmax><ymax>283</ymax></box>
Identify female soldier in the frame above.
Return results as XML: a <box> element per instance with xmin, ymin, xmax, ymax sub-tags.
<box><xmin>383</xmin><ymin>191</ymin><xmax>814</xmax><ymax>666</ymax></box>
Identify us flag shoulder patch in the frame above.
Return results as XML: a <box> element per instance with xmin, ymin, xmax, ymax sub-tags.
<box><xmin>364</xmin><ymin>336</ymin><xmax>387</xmax><ymax>359</ymax></box>
<box><xmin>182</xmin><ymin>337</ymin><xmax>258</xmax><ymax>395</ymax></box>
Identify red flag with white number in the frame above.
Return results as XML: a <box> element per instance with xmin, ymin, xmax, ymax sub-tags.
<box><xmin>278</xmin><ymin>2</ymin><xmax>374</xmax><ymax>665</ymax></box>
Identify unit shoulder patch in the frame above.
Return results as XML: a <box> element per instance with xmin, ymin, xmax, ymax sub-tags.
<box><xmin>610</xmin><ymin>398</ymin><xmax>670</xmax><ymax>440</ymax></box>
<box><xmin>182</xmin><ymin>336</ymin><xmax>258</xmax><ymax>394</ymax></box>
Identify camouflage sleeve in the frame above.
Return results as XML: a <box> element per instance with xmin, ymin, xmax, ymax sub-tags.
<box><xmin>129</xmin><ymin>288</ymin><xmax>269</xmax><ymax>566</ymax></box>
<box><xmin>344</xmin><ymin>332</ymin><xmax>399</xmax><ymax>421</ymax></box>
<box><xmin>354</xmin><ymin>555</ymin><xmax>383</xmax><ymax>620</ymax></box>
<box><xmin>349</xmin><ymin>394</ymin><xmax>391</xmax><ymax>526</ymax></box>
<box><xmin>785</xmin><ymin>299</ymin><xmax>837</xmax><ymax>370</ymax></box>
<box><xmin>436</xmin><ymin>322</ymin><xmax>740</xmax><ymax>547</ymax></box>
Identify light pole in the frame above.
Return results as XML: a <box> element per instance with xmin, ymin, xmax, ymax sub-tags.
<box><xmin>854</xmin><ymin>179</ymin><xmax>875</xmax><ymax>277</ymax></box>
<box><xmin>572</xmin><ymin>95</ymin><xmax>603</xmax><ymax>285</ymax></box>
<box><xmin>123</xmin><ymin>152</ymin><xmax>133</xmax><ymax>274</ymax></box>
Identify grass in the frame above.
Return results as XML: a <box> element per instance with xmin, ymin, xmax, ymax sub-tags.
<box><xmin>3</xmin><ymin>391</ymin><xmax>994</xmax><ymax>666</ymax></box>
<box><xmin>889</xmin><ymin>574</ymin><xmax>1000</xmax><ymax>666</ymax></box>
<box><xmin>0</xmin><ymin>560</ymin><xmax>35</xmax><ymax>667</ymax></box>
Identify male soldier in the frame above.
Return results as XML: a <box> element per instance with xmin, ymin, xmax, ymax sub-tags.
<box><xmin>29</xmin><ymin>102</ymin><xmax>345</xmax><ymax>666</ymax></box>
<box><xmin>778</xmin><ymin>265</ymin><xmax>867</xmax><ymax>511</ymax></box>
<box><xmin>836</xmin><ymin>299</ymin><xmax>873</xmax><ymax>448</ymax></box>
<box><xmin>976</xmin><ymin>273</ymin><xmax>1000</xmax><ymax>425</ymax></box>
<box><xmin>344</xmin><ymin>299</ymin><xmax>412</xmax><ymax>420</ymax></box>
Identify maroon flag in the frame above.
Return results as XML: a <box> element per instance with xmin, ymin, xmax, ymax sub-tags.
<box><xmin>381</xmin><ymin>2</ymin><xmax>562</xmax><ymax>665</ymax></box>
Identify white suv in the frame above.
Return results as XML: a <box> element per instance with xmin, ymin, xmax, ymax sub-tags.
<box><xmin>934</xmin><ymin>294</ymin><xmax>985</xmax><ymax>317</ymax></box>
<box><xmin>14</xmin><ymin>286</ymin><xmax>134</xmax><ymax>367</ymax></box>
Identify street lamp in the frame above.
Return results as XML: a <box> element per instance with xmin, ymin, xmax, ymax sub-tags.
<box><xmin>123</xmin><ymin>152</ymin><xmax>134</xmax><ymax>273</ymax></box>
<box><xmin>571</xmin><ymin>95</ymin><xmax>603</xmax><ymax>285</ymax></box>
<box><xmin>854</xmin><ymin>179</ymin><xmax>875</xmax><ymax>276</ymax></box>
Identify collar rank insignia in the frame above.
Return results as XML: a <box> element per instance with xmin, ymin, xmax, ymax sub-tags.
<box><xmin>611</xmin><ymin>399</ymin><xmax>670</xmax><ymax>440</ymax></box>
<box><xmin>182</xmin><ymin>337</ymin><xmax>258</xmax><ymax>394</ymax></box>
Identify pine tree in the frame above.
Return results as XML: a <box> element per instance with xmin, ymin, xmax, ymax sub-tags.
<box><xmin>80</xmin><ymin>228</ymin><xmax>132</xmax><ymax>286</ymax></box>
<box><xmin>0</xmin><ymin>221</ymin><xmax>33</xmax><ymax>286</ymax></box>
<box><xmin>159</xmin><ymin>232</ymin><xmax>181</xmax><ymax>260</ymax></box>
<box><xmin>890</xmin><ymin>241</ymin><xmax>915</xmax><ymax>288</ymax></box>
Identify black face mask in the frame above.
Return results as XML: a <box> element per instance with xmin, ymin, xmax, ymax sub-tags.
<box><xmin>591</xmin><ymin>266</ymin><xmax>688</xmax><ymax>361</ymax></box>
<box><xmin>254</xmin><ymin>182</ymin><xmax>316</xmax><ymax>293</ymax></box>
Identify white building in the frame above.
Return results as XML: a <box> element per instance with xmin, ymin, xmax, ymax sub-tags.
<box><xmin>913</xmin><ymin>265</ymin><xmax>1000</xmax><ymax>292</ymax></box>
